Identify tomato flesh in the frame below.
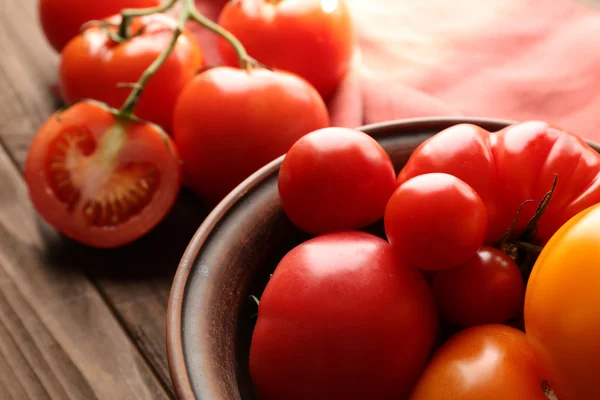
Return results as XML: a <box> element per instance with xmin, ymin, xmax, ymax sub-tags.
<box><xmin>25</xmin><ymin>101</ymin><xmax>182</xmax><ymax>248</ymax></box>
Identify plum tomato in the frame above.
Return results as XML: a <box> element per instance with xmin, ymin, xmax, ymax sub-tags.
<box><xmin>409</xmin><ymin>324</ymin><xmax>550</xmax><ymax>400</ymax></box>
<box><xmin>384</xmin><ymin>173</ymin><xmax>487</xmax><ymax>271</ymax></box>
<box><xmin>59</xmin><ymin>13</ymin><xmax>204</xmax><ymax>132</ymax></box>
<box><xmin>525</xmin><ymin>203</ymin><xmax>600</xmax><ymax>400</ymax></box>
<box><xmin>24</xmin><ymin>101</ymin><xmax>182</xmax><ymax>248</ymax></box>
<box><xmin>217</xmin><ymin>0</ymin><xmax>355</xmax><ymax>99</ymax></box>
<box><xmin>39</xmin><ymin>0</ymin><xmax>159</xmax><ymax>52</ymax></box>
<box><xmin>278</xmin><ymin>127</ymin><xmax>397</xmax><ymax>235</ymax></box>
<box><xmin>250</xmin><ymin>231</ymin><xmax>438</xmax><ymax>400</ymax></box>
<box><xmin>173</xmin><ymin>66</ymin><xmax>329</xmax><ymax>206</ymax></box>
<box><xmin>432</xmin><ymin>246</ymin><xmax>524</xmax><ymax>327</ymax></box>
<box><xmin>398</xmin><ymin>121</ymin><xmax>600</xmax><ymax>245</ymax></box>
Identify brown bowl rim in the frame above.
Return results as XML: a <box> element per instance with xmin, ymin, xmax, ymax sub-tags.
<box><xmin>166</xmin><ymin>117</ymin><xmax>600</xmax><ymax>399</ymax></box>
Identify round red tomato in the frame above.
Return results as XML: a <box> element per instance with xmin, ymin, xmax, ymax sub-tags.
<box><xmin>217</xmin><ymin>0</ymin><xmax>355</xmax><ymax>99</ymax></box>
<box><xmin>39</xmin><ymin>0</ymin><xmax>160</xmax><ymax>52</ymax></box>
<box><xmin>250</xmin><ymin>231</ymin><xmax>438</xmax><ymax>400</ymax></box>
<box><xmin>59</xmin><ymin>13</ymin><xmax>204</xmax><ymax>132</ymax></box>
<box><xmin>410</xmin><ymin>324</ymin><xmax>550</xmax><ymax>400</ymax></box>
<box><xmin>432</xmin><ymin>246</ymin><xmax>524</xmax><ymax>327</ymax></box>
<box><xmin>278</xmin><ymin>127</ymin><xmax>397</xmax><ymax>235</ymax></box>
<box><xmin>24</xmin><ymin>101</ymin><xmax>182</xmax><ymax>248</ymax></box>
<box><xmin>384</xmin><ymin>173</ymin><xmax>487</xmax><ymax>271</ymax></box>
<box><xmin>173</xmin><ymin>66</ymin><xmax>329</xmax><ymax>206</ymax></box>
<box><xmin>525</xmin><ymin>203</ymin><xmax>600</xmax><ymax>400</ymax></box>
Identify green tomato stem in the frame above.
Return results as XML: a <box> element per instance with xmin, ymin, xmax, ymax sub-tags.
<box><xmin>188</xmin><ymin>0</ymin><xmax>254</xmax><ymax>69</ymax></box>
<box><xmin>118</xmin><ymin>0</ymin><xmax>179</xmax><ymax>39</ymax></box>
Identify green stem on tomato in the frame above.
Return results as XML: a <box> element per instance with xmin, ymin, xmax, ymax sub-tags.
<box><xmin>118</xmin><ymin>2</ymin><xmax>189</xmax><ymax>116</ymax></box>
<box><xmin>118</xmin><ymin>0</ymin><xmax>179</xmax><ymax>39</ymax></box>
<box><xmin>520</xmin><ymin>173</ymin><xmax>559</xmax><ymax>242</ymax></box>
<box><xmin>187</xmin><ymin>0</ymin><xmax>254</xmax><ymax>69</ymax></box>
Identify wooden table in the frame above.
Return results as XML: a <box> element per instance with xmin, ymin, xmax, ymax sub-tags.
<box><xmin>0</xmin><ymin>1</ymin><xmax>207</xmax><ymax>398</ymax></box>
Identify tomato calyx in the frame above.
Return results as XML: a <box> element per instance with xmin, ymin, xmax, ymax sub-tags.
<box><xmin>495</xmin><ymin>174</ymin><xmax>559</xmax><ymax>282</ymax></box>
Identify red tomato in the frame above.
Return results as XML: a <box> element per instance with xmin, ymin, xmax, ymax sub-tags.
<box><xmin>250</xmin><ymin>231</ymin><xmax>438</xmax><ymax>400</ymax></box>
<box><xmin>384</xmin><ymin>173</ymin><xmax>487</xmax><ymax>271</ymax></box>
<box><xmin>398</xmin><ymin>121</ymin><xmax>600</xmax><ymax>245</ymax></box>
<box><xmin>278</xmin><ymin>127</ymin><xmax>397</xmax><ymax>234</ymax></box>
<box><xmin>24</xmin><ymin>101</ymin><xmax>182</xmax><ymax>248</ymax></box>
<box><xmin>218</xmin><ymin>0</ymin><xmax>355</xmax><ymax>99</ymax></box>
<box><xmin>525</xmin><ymin>203</ymin><xmax>600</xmax><ymax>400</ymax></box>
<box><xmin>39</xmin><ymin>0</ymin><xmax>159</xmax><ymax>52</ymax></box>
<box><xmin>432</xmin><ymin>246</ymin><xmax>524</xmax><ymax>327</ymax></box>
<box><xmin>60</xmin><ymin>13</ymin><xmax>204</xmax><ymax>132</ymax></box>
<box><xmin>410</xmin><ymin>324</ymin><xmax>550</xmax><ymax>400</ymax></box>
<box><xmin>173</xmin><ymin>66</ymin><xmax>329</xmax><ymax>206</ymax></box>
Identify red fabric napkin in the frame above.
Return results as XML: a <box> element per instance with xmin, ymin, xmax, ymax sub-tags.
<box><xmin>189</xmin><ymin>0</ymin><xmax>600</xmax><ymax>141</ymax></box>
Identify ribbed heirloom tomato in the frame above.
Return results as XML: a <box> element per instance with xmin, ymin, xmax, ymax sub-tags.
<box><xmin>39</xmin><ymin>0</ymin><xmax>159</xmax><ymax>52</ymax></box>
<box><xmin>525</xmin><ymin>203</ymin><xmax>600</xmax><ymax>400</ymax></box>
<box><xmin>24</xmin><ymin>101</ymin><xmax>182</xmax><ymax>248</ymax></box>
<box><xmin>173</xmin><ymin>66</ymin><xmax>329</xmax><ymax>206</ymax></box>
<box><xmin>250</xmin><ymin>231</ymin><xmax>438</xmax><ymax>400</ymax></box>
<box><xmin>60</xmin><ymin>13</ymin><xmax>204</xmax><ymax>132</ymax></box>
<box><xmin>218</xmin><ymin>0</ymin><xmax>355</xmax><ymax>99</ymax></box>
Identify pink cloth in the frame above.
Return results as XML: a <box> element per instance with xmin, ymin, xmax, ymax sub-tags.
<box><xmin>190</xmin><ymin>0</ymin><xmax>600</xmax><ymax>142</ymax></box>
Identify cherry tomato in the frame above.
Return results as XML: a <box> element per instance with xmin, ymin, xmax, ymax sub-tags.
<box><xmin>39</xmin><ymin>0</ymin><xmax>159</xmax><ymax>52</ymax></box>
<box><xmin>410</xmin><ymin>324</ymin><xmax>550</xmax><ymax>400</ymax></box>
<box><xmin>432</xmin><ymin>246</ymin><xmax>524</xmax><ymax>327</ymax></box>
<box><xmin>60</xmin><ymin>13</ymin><xmax>204</xmax><ymax>132</ymax></box>
<box><xmin>278</xmin><ymin>127</ymin><xmax>397</xmax><ymax>235</ymax></box>
<box><xmin>24</xmin><ymin>101</ymin><xmax>182</xmax><ymax>248</ymax></box>
<box><xmin>384</xmin><ymin>173</ymin><xmax>487</xmax><ymax>271</ymax></box>
<box><xmin>525</xmin><ymin>203</ymin><xmax>600</xmax><ymax>400</ymax></box>
<box><xmin>173</xmin><ymin>66</ymin><xmax>329</xmax><ymax>206</ymax></box>
<box><xmin>250</xmin><ymin>231</ymin><xmax>438</xmax><ymax>400</ymax></box>
<box><xmin>398</xmin><ymin>121</ymin><xmax>600</xmax><ymax>245</ymax></box>
<box><xmin>218</xmin><ymin>0</ymin><xmax>355</xmax><ymax>99</ymax></box>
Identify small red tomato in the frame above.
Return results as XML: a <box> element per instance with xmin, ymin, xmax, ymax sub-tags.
<box><xmin>39</xmin><ymin>0</ymin><xmax>159</xmax><ymax>52</ymax></box>
<box><xmin>24</xmin><ymin>101</ymin><xmax>182</xmax><ymax>248</ymax></box>
<box><xmin>409</xmin><ymin>324</ymin><xmax>550</xmax><ymax>400</ymax></box>
<box><xmin>384</xmin><ymin>173</ymin><xmax>487</xmax><ymax>271</ymax></box>
<box><xmin>173</xmin><ymin>66</ymin><xmax>329</xmax><ymax>206</ymax></box>
<box><xmin>218</xmin><ymin>0</ymin><xmax>355</xmax><ymax>99</ymax></box>
<box><xmin>278</xmin><ymin>127</ymin><xmax>397</xmax><ymax>234</ymax></box>
<box><xmin>60</xmin><ymin>13</ymin><xmax>204</xmax><ymax>132</ymax></box>
<box><xmin>432</xmin><ymin>246</ymin><xmax>524</xmax><ymax>327</ymax></box>
<box><xmin>250</xmin><ymin>231</ymin><xmax>438</xmax><ymax>400</ymax></box>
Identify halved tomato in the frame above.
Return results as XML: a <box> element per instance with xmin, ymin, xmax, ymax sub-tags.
<box><xmin>25</xmin><ymin>101</ymin><xmax>182</xmax><ymax>248</ymax></box>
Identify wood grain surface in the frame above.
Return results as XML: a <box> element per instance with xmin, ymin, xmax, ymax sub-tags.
<box><xmin>0</xmin><ymin>0</ymin><xmax>207</xmax><ymax>397</ymax></box>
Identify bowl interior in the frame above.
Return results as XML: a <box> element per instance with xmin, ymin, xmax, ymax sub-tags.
<box><xmin>167</xmin><ymin>117</ymin><xmax>558</xmax><ymax>400</ymax></box>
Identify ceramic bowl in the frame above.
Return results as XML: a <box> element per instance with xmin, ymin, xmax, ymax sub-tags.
<box><xmin>166</xmin><ymin>117</ymin><xmax>534</xmax><ymax>400</ymax></box>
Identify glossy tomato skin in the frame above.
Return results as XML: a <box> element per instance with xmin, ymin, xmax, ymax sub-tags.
<box><xmin>60</xmin><ymin>14</ymin><xmax>204</xmax><ymax>132</ymax></box>
<box><xmin>250</xmin><ymin>231</ymin><xmax>438</xmax><ymax>400</ymax></box>
<box><xmin>39</xmin><ymin>0</ymin><xmax>159</xmax><ymax>52</ymax></box>
<box><xmin>410</xmin><ymin>324</ymin><xmax>549</xmax><ymax>400</ymax></box>
<box><xmin>278</xmin><ymin>127</ymin><xmax>397</xmax><ymax>234</ymax></box>
<box><xmin>218</xmin><ymin>0</ymin><xmax>355</xmax><ymax>99</ymax></box>
<box><xmin>384</xmin><ymin>173</ymin><xmax>487</xmax><ymax>271</ymax></box>
<box><xmin>173</xmin><ymin>66</ymin><xmax>329</xmax><ymax>206</ymax></box>
<box><xmin>432</xmin><ymin>246</ymin><xmax>524</xmax><ymax>327</ymax></box>
<box><xmin>398</xmin><ymin>121</ymin><xmax>600</xmax><ymax>245</ymax></box>
<box><xmin>525</xmin><ymin>204</ymin><xmax>600</xmax><ymax>400</ymax></box>
<box><xmin>24</xmin><ymin>101</ymin><xmax>182</xmax><ymax>248</ymax></box>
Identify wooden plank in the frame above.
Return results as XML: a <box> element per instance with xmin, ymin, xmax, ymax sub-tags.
<box><xmin>0</xmin><ymin>140</ymin><xmax>171</xmax><ymax>399</ymax></box>
<box><xmin>0</xmin><ymin>0</ymin><xmax>209</xmax><ymax>390</ymax></box>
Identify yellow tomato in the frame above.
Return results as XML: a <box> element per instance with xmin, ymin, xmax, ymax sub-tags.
<box><xmin>524</xmin><ymin>203</ymin><xmax>600</xmax><ymax>400</ymax></box>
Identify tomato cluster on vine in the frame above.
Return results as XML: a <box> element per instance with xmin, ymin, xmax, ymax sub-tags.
<box><xmin>250</xmin><ymin>122</ymin><xmax>600</xmax><ymax>400</ymax></box>
<box><xmin>30</xmin><ymin>0</ymin><xmax>355</xmax><ymax>248</ymax></box>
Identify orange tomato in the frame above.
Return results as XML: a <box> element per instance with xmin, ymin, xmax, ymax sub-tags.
<box><xmin>525</xmin><ymin>203</ymin><xmax>600</xmax><ymax>400</ymax></box>
<box><xmin>409</xmin><ymin>324</ymin><xmax>549</xmax><ymax>400</ymax></box>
